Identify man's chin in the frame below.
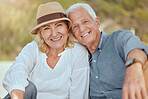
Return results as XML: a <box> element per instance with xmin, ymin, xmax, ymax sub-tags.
<box><xmin>81</xmin><ymin>42</ymin><xmax>89</xmax><ymax>46</ymax></box>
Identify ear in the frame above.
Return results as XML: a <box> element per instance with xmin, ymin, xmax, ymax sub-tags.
<box><xmin>95</xmin><ymin>17</ymin><xmax>100</xmax><ymax>27</ymax></box>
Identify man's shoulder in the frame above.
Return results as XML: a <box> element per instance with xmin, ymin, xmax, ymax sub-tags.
<box><xmin>109</xmin><ymin>30</ymin><xmax>134</xmax><ymax>40</ymax></box>
<box><xmin>112</xmin><ymin>30</ymin><xmax>133</xmax><ymax>36</ymax></box>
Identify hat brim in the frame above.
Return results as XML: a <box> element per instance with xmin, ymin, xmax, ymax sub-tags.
<box><xmin>30</xmin><ymin>18</ymin><xmax>72</xmax><ymax>34</ymax></box>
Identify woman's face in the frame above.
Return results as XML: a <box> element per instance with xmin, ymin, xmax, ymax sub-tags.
<box><xmin>40</xmin><ymin>20</ymin><xmax>69</xmax><ymax>50</ymax></box>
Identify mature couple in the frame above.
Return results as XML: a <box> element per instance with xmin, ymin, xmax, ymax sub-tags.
<box><xmin>3</xmin><ymin>1</ymin><xmax>148</xmax><ymax>99</ymax></box>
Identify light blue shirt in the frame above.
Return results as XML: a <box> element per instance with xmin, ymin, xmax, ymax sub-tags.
<box><xmin>89</xmin><ymin>30</ymin><xmax>148</xmax><ymax>99</ymax></box>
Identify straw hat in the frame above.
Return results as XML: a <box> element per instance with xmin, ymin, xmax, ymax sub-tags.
<box><xmin>30</xmin><ymin>2</ymin><xmax>71</xmax><ymax>34</ymax></box>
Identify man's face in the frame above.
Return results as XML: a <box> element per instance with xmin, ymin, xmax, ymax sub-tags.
<box><xmin>69</xmin><ymin>7</ymin><xmax>100</xmax><ymax>46</ymax></box>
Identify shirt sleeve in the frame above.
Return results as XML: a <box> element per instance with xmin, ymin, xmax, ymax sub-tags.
<box><xmin>70</xmin><ymin>43</ymin><xmax>90</xmax><ymax>99</ymax></box>
<box><xmin>2</xmin><ymin>41</ymin><xmax>38</xmax><ymax>93</ymax></box>
<box><xmin>114</xmin><ymin>30</ymin><xmax>148</xmax><ymax>60</ymax></box>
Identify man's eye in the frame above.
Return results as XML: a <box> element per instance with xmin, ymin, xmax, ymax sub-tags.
<box><xmin>73</xmin><ymin>25</ymin><xmax>77</xmax><ymax>29</ymax></box>
<box><xmin>84</xmin><ymin>20</ymin><xmax>88</xmax><ymax>23</ymax></box>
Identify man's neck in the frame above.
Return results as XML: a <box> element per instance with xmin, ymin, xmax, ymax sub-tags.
<box><xmin>87</xmin><ymin>32</ymin><xmax>101</xmax><ymax>54</ymax></box>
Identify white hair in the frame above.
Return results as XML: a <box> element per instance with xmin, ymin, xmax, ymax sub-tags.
<box><xmin>65</xmin><ymin>3</ymin><xmax>97</xmax><ymax>20</ymax></box>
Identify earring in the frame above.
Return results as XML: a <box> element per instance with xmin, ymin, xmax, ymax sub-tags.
<box><xmin>41</xmin><ymin>39</ymin><xmax>44</xmax><ymax>43</ymax></box>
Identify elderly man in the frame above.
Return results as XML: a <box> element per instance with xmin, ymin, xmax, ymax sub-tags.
<box><xmin>66</xmin><ymin>3</ymin><xmax>148</xmax><ymax>99</ymax></box>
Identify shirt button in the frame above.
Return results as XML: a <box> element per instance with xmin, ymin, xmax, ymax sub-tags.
<box><xmin>95</xmin><ymin>76</ymin><xmax>98</xmax><ymax>78</ymax></box>
<box><xmin>93</xmin><ymin>60</ymin><xmax>96</xmax><ymax>62</ymax></box>
<box><xmin>101</xmin><ymin>91</ymin><xmax>104</xmax><ymax>94</ymax></box>
<box><xmin>99</xmin><ymin>50</ymin><xmax>102</xmax><ymax>52</ymax></box>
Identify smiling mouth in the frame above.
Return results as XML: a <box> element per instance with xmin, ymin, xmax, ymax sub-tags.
<box><xmin>81</xmin><ymin>31</ymin><xmax>90</xmax><ymax>38</ymax></box>
<box><xmin>51</xmin><ymin>36</ymin><xmax>62</xmax><ymax>42</ymax></box>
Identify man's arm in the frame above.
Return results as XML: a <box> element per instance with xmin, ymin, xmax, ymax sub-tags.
<box><xmin>122</xmin><ymin>49</ymin><xmax>148</xmax><ymax>99</ymax></box>
<box><xmin>10</xmin><ymin>89</ymin><xmax>24</xmax><ymax>99</ymax></box>
<box><xmin>143</xmin><ymin>61</ymin><xmax>148</xmax><ymax>93</ymax></box>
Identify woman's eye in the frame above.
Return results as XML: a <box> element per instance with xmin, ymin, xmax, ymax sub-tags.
<box><xmin>57</xmin><ymin>23</ymin><xmax>62</xmax><ymax>27</ymax></box>
<box><xmin>43</xmin><ymin>27</ymin><xmax>50</xmax><ymax>30</ymax></box>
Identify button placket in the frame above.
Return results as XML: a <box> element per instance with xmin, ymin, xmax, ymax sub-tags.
<box><xmin>93</xmin><ymin>60</ymin><xmax>96</xmax><ymax>63</ymax></box>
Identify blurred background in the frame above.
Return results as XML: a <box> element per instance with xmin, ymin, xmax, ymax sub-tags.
<box><xmin>0</xmin><ymin>0</ymin><xmax>148</xmax><ymax>98</ymax></box>
<box><xmin>0</xmin><ymin>0</ymin><xmax>148</xmax><ymax>60</ymax></box>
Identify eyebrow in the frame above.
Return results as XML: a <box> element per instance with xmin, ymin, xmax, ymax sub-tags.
<box><xmin>72</xmin><ymin>18</ymin><xmax>88</xmax><ymax>25</ymax></box>
<box><xmin>42</xmin><ymin>25</ymin><xmax>50</xmax><ymax>27</ymax></box>
<box><xmin>82</xmin><ymin>18</ymin><xmax>88</xmax><ymax>21</ymax></box>
<box><xmin>55</xmin><ymin>21</ymin><xmax>65</xmax><ymax>25</ymax></box>
<box><xmin>72</xmin><ymin>23</ymin><xmax>78</xmax><ymax>26</ymax></box>
<box><xmin>55</xmin><ymin>22</ymin><xmax>62</xmax><ymax>25</ymax></box>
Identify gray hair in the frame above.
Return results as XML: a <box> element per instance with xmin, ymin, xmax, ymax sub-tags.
<box><xmin>65</xmin><ymin>3</ymin><xmax>97</xmax><ymax>20</ymax></box>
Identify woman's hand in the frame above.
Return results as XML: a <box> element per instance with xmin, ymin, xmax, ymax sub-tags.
<box><xmin>10</xmin><ymin>89</ymin><xmax>24</xmax><ymax>99</ymax></box>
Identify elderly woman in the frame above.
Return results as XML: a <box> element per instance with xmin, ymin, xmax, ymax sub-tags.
<box><xmin>2</xmin><ymin>2</ymin><xmax>89</xmax><ymax>99</ymax></box>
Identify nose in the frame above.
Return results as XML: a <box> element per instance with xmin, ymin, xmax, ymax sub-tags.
<box><xmin>51</xmin><ymin>28</ymin><xmax>58</xmax><ymax>37</ymax></box>
<box><xmin>79</xmin><ymin>24</ymin><xmax>85</xmax><ymax>33</ymax></box>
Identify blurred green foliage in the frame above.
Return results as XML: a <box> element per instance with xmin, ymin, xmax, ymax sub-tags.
<box><xmin>0</xmin><ymin>0</ymin><xmax>148</xmax><ymax>60</ymax></box>
<box><xmin>88</xmin><ymin>0</ymin><xmax>148</xmax><ymax>36</ymax></box>
<box><xmin>0</xmin><ymin>0</ymin><xmax>84</xmax><ymax>60</ymax></box>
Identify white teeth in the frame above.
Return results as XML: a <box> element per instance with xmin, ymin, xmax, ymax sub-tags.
<box><xmin>51</xmin><ymin>36</ymin><xmax>62</xmax><ymax>41</ymax></box>
<box><xmin>81</xmin><ymin>32</ymin><xmax>89</xmax><ymax>37</ymax></box>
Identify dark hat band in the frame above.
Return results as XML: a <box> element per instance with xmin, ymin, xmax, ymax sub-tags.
<box><xmin>37</xmin><ymin>13</ymin><xmax>67</xmax><ymax>24</ymax></box>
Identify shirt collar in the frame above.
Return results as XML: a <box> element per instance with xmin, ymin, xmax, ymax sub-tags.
<box><xmin>98</xmin><ymin>31</ymin><xmax>108</xmax><ymax>49</ymax></box>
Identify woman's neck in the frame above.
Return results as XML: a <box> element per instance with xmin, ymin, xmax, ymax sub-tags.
<box><xmin>47</xmin><ymin>47</ymin><xmax>64</xmax><ymax>58</ymax></box>
<box><xmin>46</xmin><ymin>47</ymin><xmax>64</xmax><ymax>69</ymax></box>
